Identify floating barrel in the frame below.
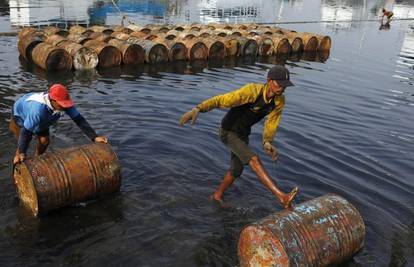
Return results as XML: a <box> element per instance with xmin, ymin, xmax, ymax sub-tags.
<box><xmin>203</xmin><ymin>38</ymin><xmax>226</xmax><ymax>59</ymax></box>
<box><xmin>31</xmin><ymin>42</ymin><xmax>72</xmax><ymax>71</ymax></box>
<box><xmin>43</xmin><ymin>26</ymin><xmax>69</xmax><ymax>37</ymax></box>
<box><xmin>44</xmin><ymin>34</ymin><xmax>67</xmax><ymax>46</ymax></box>
<box><xmin>83</xmin><ymin>40</ymin><xmax>122</xmax><ymax>68</ymax></box>
<box><xmin>153</xmin><ymin>38</ymin><xmax>187</xmax><ymax>61</ymax></box>
<box><xmin>18</xmin><ymin>35</ymin><xmax>43</xmax><ymax>61</ymax></box>
<box><xmin>126</xmin><ymin>37</ymin><xmax>168</xmax><ymax>63</ymax></box>
<box><xmin>180</xmin><ymin>38</ymin><xmax>208</xmax><ymax>61</ymax></box>
<box><xmin>235</xmin><ymin>37</ymin><xmax>258</xmax><ymax>56</ymax></box>
<box><xmin>238</xmin><ymin>194</ymin><xmax>365</xmax><ymax>267</ymax></box>
<box><xmin>111</xmin><ymin>31</ymin><xmax>130</xmax><ymax>41</ymax></box>
<box><xmin>13</xmin><ymin>143</ymin><xmax>121</xmax><ymax>217</ymax></box>
<box><xmin>218</xmin><ymin>36</ymin><xmax>240</xmax><ymax>57</ymax></box>
<box><xmin>112</xmin><ymin>25</ymin><xmax>133</xmax><ymax>34</ymax></box>
<box><xmin>66</xmin><ymin>34</ymin><xmax>93</xmax><ymax>45</ymax></box>
<box><xmin>108</xmin><ymin>38</ymin><xmax>145</xmax><ymax>64</ymax></box>
<box><xmin>57</xmin><ymin>41</ymin><xmax>99</xmax><ymax>70</ymax></box>
<box><xmin>251</xmin><ymin>35</ymin><xmax>274</xmax><ymax>56</ymax></box>
<box><xmin>286</xmin><ymin>36</ymin><xmax>304</xmax><ymax>53</ymax></box>
<box><xmin>315</xmin><ymin>34</ymin><xmax>332</xmax><ymax>51</ymax></box>
<box><xmin>89</xmin><ymin>25</ymin><xmax>114</xmax><ymax>35</ymax></box>
<box><xmin>271</xmin><ymin>34</ymin><xmax>292</xmax><ymax>55</ymax></box>
<box><xmin>69</xmin><ymin>25</ymin><xmax>94</xmax><ymax>37</ymax></box>
<box><xmin>283</xmin><ymin>31</ymin><xmax>318</xmax><ymax>52</ymax></box>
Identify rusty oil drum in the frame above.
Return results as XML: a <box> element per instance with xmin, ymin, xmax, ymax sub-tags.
<box><xmin>31</xmin><ymin>42</ymin><xmax>73</xmax><ymax>71</ymax></box>
<box><xmin>13</xmin><ymin>143</ymin><xmax>121</xmax><ymax>217</ymax></box>
<box><xmin>238</xmin><ymin>194</ymin><xmax>365</xmax><ymax>267</ymax></box>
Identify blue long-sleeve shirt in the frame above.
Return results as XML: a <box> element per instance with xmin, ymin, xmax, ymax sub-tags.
<box><xmin>13</xmin><ymin>92</ymin><xmax>98</xmax><ymax>153</ymax></box>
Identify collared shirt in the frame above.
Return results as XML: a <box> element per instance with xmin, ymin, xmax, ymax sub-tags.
<box><xmin>13</xmin><ymin>92</ymin><xmax>80</xmax><ymax>134</ymax></box>
<box><xmin>196</xmin><ymin>83</ymin><xmax>285</xmax><ymax>144</ymax></box>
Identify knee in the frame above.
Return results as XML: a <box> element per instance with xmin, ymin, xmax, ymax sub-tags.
<box><xmin>231</xmin><ymin>165</ymin><xmax>244</xmax><ymax>178</ymax></box>
<box><xmin>249</xmin><ymin>155</ymin><xmax>260</xmax><ymax>165</ymax></box>
<box><xmin>38</xmin><ymin>136</ymin><xmax>50</xmax><ymax>146</ymax></box>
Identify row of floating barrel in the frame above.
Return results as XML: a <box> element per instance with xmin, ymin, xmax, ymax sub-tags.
<box><xmin>17</xmin><ymin>24</ymin><xmax>331</xmax><ymax>71</ymax></box>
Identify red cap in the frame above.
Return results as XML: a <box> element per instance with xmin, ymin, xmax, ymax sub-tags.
<box><xmin>49</xmin><ymin>84</ymin><xmax>74</xmax><ymax>108</ymax></box>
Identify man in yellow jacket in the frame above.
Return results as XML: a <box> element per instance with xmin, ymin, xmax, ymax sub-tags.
<box><xmin>179</xmin><ymin>65</ymin><xmax>298</xmax><ymax>208</ymax></box>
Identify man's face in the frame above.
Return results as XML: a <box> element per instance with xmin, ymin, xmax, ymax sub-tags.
<box><xmin>268</xmin><ymin>79</ymin><xmax>285</xmax><ymax>96</ymax></box>
<box><xmin>50</xmin><ymin>99</ymin><xmax>65</xmax><ymax>111</ymax></box>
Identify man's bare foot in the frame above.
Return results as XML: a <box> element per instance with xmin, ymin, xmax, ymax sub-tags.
<box><xmin>281</xmin><ymin>187</ymin><xmax>299</xmax><ymax>209</ymax></box>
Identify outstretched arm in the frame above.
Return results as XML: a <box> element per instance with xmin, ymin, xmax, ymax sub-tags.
<box><xmin>196</xmin><ymin>84</ymin><xmax>261</xmax><ymax>112</ymax></box>
<box><xmin>66</xmin><ymin>106</ymin><xmax>107</xmax><ymax>143</ymax></box>
<box><xmin>180</xmin><ymin>83</ymin><xmax>261</xmax><ymax>126</ymax></box>
<box><xmin>72</xmin><ymin>115</ymin><xmax>107</xmax><ymax>143</ymax></box>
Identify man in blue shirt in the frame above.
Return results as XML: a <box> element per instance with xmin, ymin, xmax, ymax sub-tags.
<box><xmin>10</xmin><ymin>84</ymin><xmax>107</xmax><ymax>165</ymax></box>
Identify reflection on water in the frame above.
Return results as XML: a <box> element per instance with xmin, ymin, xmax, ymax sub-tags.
<box><xmin>5</xmin><ymin>0</ymin><xmax>414</xmax><ymax>30</ymax></box>
<box><xmin>18</xmin><ymin>51</ymin><xmax>330</xmax><ymax>81</ymax></box>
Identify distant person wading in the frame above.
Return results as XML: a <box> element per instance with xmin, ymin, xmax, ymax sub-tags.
<box><xmin>9</xmin><ymin>84</ymin><xmax>108</xmax><ymax>166</ymax></box>
<box><xmin>381</xmin><ymin>8</ymin><xmax>394</xmax><ymax>25</ymax></box>
<box><xmin>180</xmin><ymin>65</ymin><xmax>299</xmax><ymax>208</ymax></box>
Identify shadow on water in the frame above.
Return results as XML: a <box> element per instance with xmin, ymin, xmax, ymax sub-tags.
<box><xmin>19</xmin><ymin>52</ymin><xmax>330</xmax><ymax>82</ymax></box>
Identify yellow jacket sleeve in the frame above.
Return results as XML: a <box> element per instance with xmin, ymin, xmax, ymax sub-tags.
<box><xmin>263</xmin><ymin>95</ymin><xmax>285</xmax><ymax>144</ymax></box>
<box><xmin>196</xmin><ymin>83</ymin><xmax>263</xmax><ymax>112</ymax></box>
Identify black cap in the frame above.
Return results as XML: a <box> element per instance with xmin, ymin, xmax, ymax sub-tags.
<box><xmin>267</xmin><ymin>65</ymin><xmax>294</xmax><ymax>87</ymax></box>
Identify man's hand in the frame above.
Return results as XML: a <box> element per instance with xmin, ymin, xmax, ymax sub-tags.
<box><xmin>263</xmin><ymin>142</ymin><xmax>279</xmax><ymax>161</ymax></box>
<box><xmin>179</xmin><ymin>108</ymin><xmax>200</xmax><ymax>126</ymax></box>
<box><xmin>94</xmin><ymin>136</ymin><xmax>108</xmax><ymax>144</ymax></box>
<box><xmin>13</xmin><ymin>153</ymin><xmax>26</xmax><ymax>165</ymax></box>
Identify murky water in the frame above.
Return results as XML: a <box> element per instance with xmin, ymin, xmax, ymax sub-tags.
<box><xmin>0</xmin><ymin>0</ymin><xmax>413</xmax><ymax>266</ymax></box>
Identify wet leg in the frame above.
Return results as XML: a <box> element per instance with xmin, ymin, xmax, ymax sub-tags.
<box><xmin>249</xmin><ymin>155</ymin><xmax>298</xmax><ymax>208</ymax></box>
<box><xmin>35</xmin><ymin>135</ymin><xmax>49</xmax><ymax>156</ymax></box>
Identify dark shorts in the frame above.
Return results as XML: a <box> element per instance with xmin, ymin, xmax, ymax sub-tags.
<box><xmin>9</xmin><ymin>113</ymin><xmax>49</xmax><ymax>140</ymax></box>
<box><xmin>219</xmin><ymin>128</ymin><xmax>256</xmax><ymax>178</ymax></box>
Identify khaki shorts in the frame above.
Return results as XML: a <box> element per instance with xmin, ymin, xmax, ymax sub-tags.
<box><xmin>219</xmin><ymin>128</ymin><xmax>256</xmax><ymax>178</ymax></box>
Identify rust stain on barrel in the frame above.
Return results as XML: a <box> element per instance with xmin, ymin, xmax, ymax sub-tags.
<box><xmin>57</xmin><ymin>41</ymin><xmax>99</xmax><ymax>70</ymax></box>
<box><xmin>238</xmin><ymin>194</ymin><xmax>365</xmax><ymax>267</ymax></box>
<box><xmin>271</xmin><ymin>34</ymin><xmax>292</xmax><ymax>55</ymax></box>
<box><xmin>84</xmin><ymin>40</ymin><xmax>122</xmax><ymax>68</ymax></box>
<box><xmin>31</xmin><ymin>42</ymin><xmax>72</xmax><ymax>71</ymax></box>
<box><xmin>108</xmin><ymin>38</ymin><xmax>145</xmax><ymax>64</ymax></box>
<box><xmin>18</xmin><ymin>35</ymin><xmax>43</xmax><ymax>61</ymax></box>
<box><xmin>126</xmin><ymin>37</ymin><xmax>168</xmax><ymax>64</ymax></box>
<box><xmin>44</xmin><ymin>34</ymin><xmax>67</xmax><ymax>46</ymax></box>
<box><xmin>14</xmin><ymin>143</ymin><xmax>121</xmax><ymax>216</ymax></box>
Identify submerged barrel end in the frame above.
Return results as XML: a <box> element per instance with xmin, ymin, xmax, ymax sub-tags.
<box><xmin>14</xmin><ymin>162</ymin><xmax>39</xmax><ymax>217</ymax></box>
<box><xmin>238</xmin><ymin>225</ymin><xmax>289</xmax><ymax>267</ymax></box>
